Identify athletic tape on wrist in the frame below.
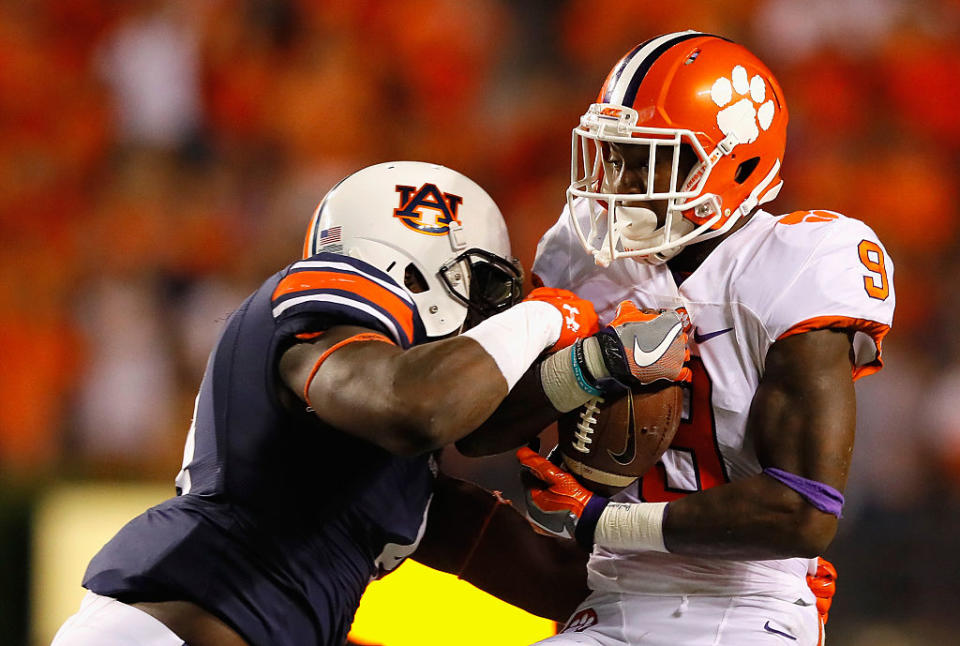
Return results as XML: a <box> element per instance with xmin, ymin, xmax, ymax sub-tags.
<box><xmin>581</xmin><ymin>336</ymin><xmax>610</xmax><ymax>381</ymax></box>
<box><xmin>540</xmin><ymin>344</ymin><xmax>600</xmax><ymax>412</ymax></box>
<box><xmin>463</xmin><ymin>300</ymin><xmax>562</xmax><ymax>390</ymax></box>
<box><xmin>540</xmin><ymin>336</ymin><xmax>615</xmax><ymax>412</ymax></box>
<box><xmin>594</xmin><ymin>501</ymin><xmax>669</xmax><ymax>552</ymax></box>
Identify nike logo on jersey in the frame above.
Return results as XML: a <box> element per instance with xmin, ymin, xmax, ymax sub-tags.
<box><xmin>632</xmin><ymin>321</ymin><xmax>683</xmax><ymax>366</ymax></box>
<box><xmin>608</xmin><ymin>397</ymin><xmax>637</xmax><ymax>466</ymax></box>
<box><xmin>762</xmin><ymin>621</ymin><xmax>797</xmax><ymax>640</ymax></box>
<box><xmin>692</xmin><ymin>327</ymin><xmax>733</xmax><ymax>344</ymax></box>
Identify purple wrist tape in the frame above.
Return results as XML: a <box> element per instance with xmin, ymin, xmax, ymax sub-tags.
<box><xmin>763</xmin><ymin>468</ymin><xmax>844</xmax><ymax>518</ymax></box>
<box><xmin>575</xmin><ymin>495</ymin><xmax>610</xmax><ymax>551</ymax></box>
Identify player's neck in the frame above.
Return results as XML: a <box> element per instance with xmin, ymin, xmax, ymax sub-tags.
<box><xmin>668</xmin><ymin>211</ymin><xmax>757</xmax><ymax>276</ymax></box>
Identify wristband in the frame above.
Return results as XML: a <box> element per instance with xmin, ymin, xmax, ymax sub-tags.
<box><xmin>570</xmin><ymin>342</ymin><xmax>604</xmax><ymax>397</ymax></box>
<box><xmin>574</xmin><ymin>495</ymin><xmax>610</xmax><ymax>550</ymax></box>
<box><xmin>540</xmin><ymin>336</ymin><xmax>617</xmax><ymax>413</ymax></box>
<box><xmin>463</xmin><ymin>300</ymin><xmax>562</xmax><ymax>390</ymax></box>
<box><xmin>540</xmin><ymin>344</ymin><xmax>597</xmax><ymax>412</ymax></box>
<box><xmin>594</xmin><ymin>501</ymin><xmax>669</xmax><ymax>552</ymax></box>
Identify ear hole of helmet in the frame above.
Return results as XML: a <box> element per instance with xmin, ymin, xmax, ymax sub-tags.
<box><xmin>735</xmin><ymin>157</ymin><xmax>761</xmax><ymax>184</ymax></box>
<box><xmin>404</xmin><ymin>263</ymin><xmax>429</xmax><ymax>293</ymax></box>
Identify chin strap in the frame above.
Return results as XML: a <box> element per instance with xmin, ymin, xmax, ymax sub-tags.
<box><xmin>738</xmin><ymin>158</ymin><xmax>782</xmax><ymax>217</ymax></box>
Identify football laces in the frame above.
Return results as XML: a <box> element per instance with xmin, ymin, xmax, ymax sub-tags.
<box><xmin>572</xmin><ymin>397</ymin><xmax>604</xmax><ymax>453</ymax></box>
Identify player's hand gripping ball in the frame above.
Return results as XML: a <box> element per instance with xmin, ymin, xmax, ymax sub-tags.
<box><xmin>517</xmin><ymin>446</ymin><xmax>608</xmax><ymax>547</ymax></box>
<box><xmin>524</xmin><ymin>287</ymin><xmax>599</xmax><ymax>352</ymax></box>
<box><xmin>553</xmin><ymin>301</ymin><xmax>689</xmax><ymax>496</ymax></box>
<box><xmin>595</xmin><ymin>301</ymin><xmax>692</xmax><ymax>386</ymax></box>
<box><xmin>557</xmin><ymin>381</ymin><xmax>683</xmax><ymax>497</ymax></box>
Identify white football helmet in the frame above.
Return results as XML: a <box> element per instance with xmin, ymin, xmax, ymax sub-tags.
<box><xmin>303</xmin><ymin>161</ymin><xmax>523</xmax><ymax>338</ymax></box>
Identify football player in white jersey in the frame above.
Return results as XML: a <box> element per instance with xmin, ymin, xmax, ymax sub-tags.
<box><xmin>514</xmin><ymin>31</ymin><xmax>895</xmax><ymax>646</ymax></box>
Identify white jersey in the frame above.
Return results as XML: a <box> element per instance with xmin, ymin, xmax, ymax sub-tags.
<box><xmin>533</xmin><ymin>198</ymin><xmax>895</xmax><ymax>600</ymax></box>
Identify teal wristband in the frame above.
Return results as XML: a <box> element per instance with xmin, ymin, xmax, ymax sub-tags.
<box><xmin>570</xmin><ymin>341</ymin><xmax>604</xmax><ymax>397</ymax></box>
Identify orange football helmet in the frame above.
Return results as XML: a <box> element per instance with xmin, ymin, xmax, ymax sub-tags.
<box><xmin>568</xmin><ymin>31</ymin><xmax>788</xmax><ymax>265</ymax></box>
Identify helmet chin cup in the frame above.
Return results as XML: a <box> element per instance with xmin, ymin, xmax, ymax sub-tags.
<box><xmin>566</xmin><ymin>183</ymin><xmax>715</xmax><ymax>267</ymax></box>
<box><xmin>618</xmin><ymin>204</ymin><xmax>696</xmax><ymax>265</ymax></box>
<box><xmin>617</xmin><ymin>206</ymin><xmax>659</xmax><ymax>243</ymax></box>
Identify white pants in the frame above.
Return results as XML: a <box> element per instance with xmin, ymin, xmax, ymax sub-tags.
<box><xmin>51</xmin><ymin>592</ymin><xmax>184</xmax><ymax>646</ymax></box>
<box><xmin>534</xmin><ymin>591</ymin><xmax>820</xmax><ymax>646</ymax></box>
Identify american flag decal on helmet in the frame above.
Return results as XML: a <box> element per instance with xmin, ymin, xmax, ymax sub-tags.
<box><xmin>319</xmin><ymin>226</ymin><xmax>341</xmax><ymax>245</ymax></box>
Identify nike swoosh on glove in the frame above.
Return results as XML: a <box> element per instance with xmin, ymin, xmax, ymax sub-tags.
<box><xmin>594</xmin><ymin>301</ymin><xmax>691</xmax><ymax>386</ymax></box>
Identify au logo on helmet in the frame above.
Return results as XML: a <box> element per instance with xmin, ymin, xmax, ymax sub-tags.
<box><xmin>393</xmin><ymin>183</ymin><xmax>463</xmax><ymax>236</ymax></box>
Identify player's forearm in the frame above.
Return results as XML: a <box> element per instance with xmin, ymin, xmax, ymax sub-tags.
<box><xmin>662</xmin><ymin>473</ymin><xmax>839</xmax><ymax>559</ymax></box>
<box><xmin>388</xmin><ymin>336</ymin><xmax>513</xmax><ymax>452</ymax></box>
<box><xmin>415</xmin><ymin>474</ymin><xmax>589</xmax><ymax>622</ymax></box>
<box><xmin>385</xmin><ymin>301</ymin><xmax>566</xmax><ymax>452</ymax></box>
<box><xmin>456</xmin><ymin>365</ymin><xmax>560</xmax><ymax>456</ymax></box>
<box><xmin>288</xmin><ymin>300</ymin><xmax>566</xmax><ymax>455</ymax></box>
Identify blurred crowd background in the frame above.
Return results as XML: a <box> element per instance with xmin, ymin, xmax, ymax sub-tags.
<box><xmin>1</xmin><ymin>0</ymin><xmax>959</xmax><ymax>644</ymax></box>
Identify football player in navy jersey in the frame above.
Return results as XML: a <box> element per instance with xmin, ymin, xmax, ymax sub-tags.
<box><xmin>51</xmin><ymin>161</ymin><xmax>616</xmax><ymax>646</ymax></box>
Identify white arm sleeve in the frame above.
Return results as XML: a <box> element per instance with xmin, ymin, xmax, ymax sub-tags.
<box><xmin>462</xmin><ymin>301</ymin><xmax>562</xmax><ymax>390</ymax></box>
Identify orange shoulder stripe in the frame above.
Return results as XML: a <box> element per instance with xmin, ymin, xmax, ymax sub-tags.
<box><xmin>272</xmin><ymin>270</ymin><xmax>415</xmax><ymax>342</ymax></box>
<box><xmin>778</xmin><ymin>210</ymin><xmax>840</xmax><ymax>225</ymax></box>
<box><xmin>777</xmin><ymin>315</ymin><xmax>891</xmax><ymax>381</ymax></box>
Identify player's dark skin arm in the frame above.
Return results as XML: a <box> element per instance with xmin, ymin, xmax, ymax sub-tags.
<box><xmin>129</xmin><ymin>324</ymin><xmax>520</xmax><ymax>646</ymax></box>
<box><xmin>279</xmin><ymin>324</ymin><xmax>511</xmax><ymax>456</ymax></box>
<box><xmin>413</xmin><ymin>473</ymin><xmax>589</xmax><ymax>622</ymax></box>
<box><xmin>662</xmin><ymin>328</ymin><xmax>856</xmax><ymax>559</ymax></box>
<box><xmin>456</xmin><ymin>364</ymin><xmax>563</xmax><ymax>456</ymax></box>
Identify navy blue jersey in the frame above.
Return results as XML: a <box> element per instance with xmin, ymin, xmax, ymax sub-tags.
<box><xmin>83</xmin><ymin>253</ymin><xmax>435</xmax><ymax>646</ymax></box>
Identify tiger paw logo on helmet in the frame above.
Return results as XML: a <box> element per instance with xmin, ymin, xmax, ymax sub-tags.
<box><xmin>711</xmin><ymin>65</ymin><xmax>776</xmax><ymax>145</ymax></box>
<box><xmin>393</xmin><ymin>183</ymin><xmax>463</xmax><ymax>236</ymax></box>
<box><xmin>565</xmin><ymin>31</ymin><xmax>789</xmax><ymax>266</ymax></box>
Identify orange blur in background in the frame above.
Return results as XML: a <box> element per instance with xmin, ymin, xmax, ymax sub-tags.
<box><xmin>2</xmin><ymin>1</ymin><xmax>960</xmax><ymax>645</ymax></box>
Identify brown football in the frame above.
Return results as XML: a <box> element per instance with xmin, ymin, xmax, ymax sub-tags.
<box><xmin>558</xmin><ymin>382</ymin><xmax>683</xmax><ymax>497</ymax></box>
